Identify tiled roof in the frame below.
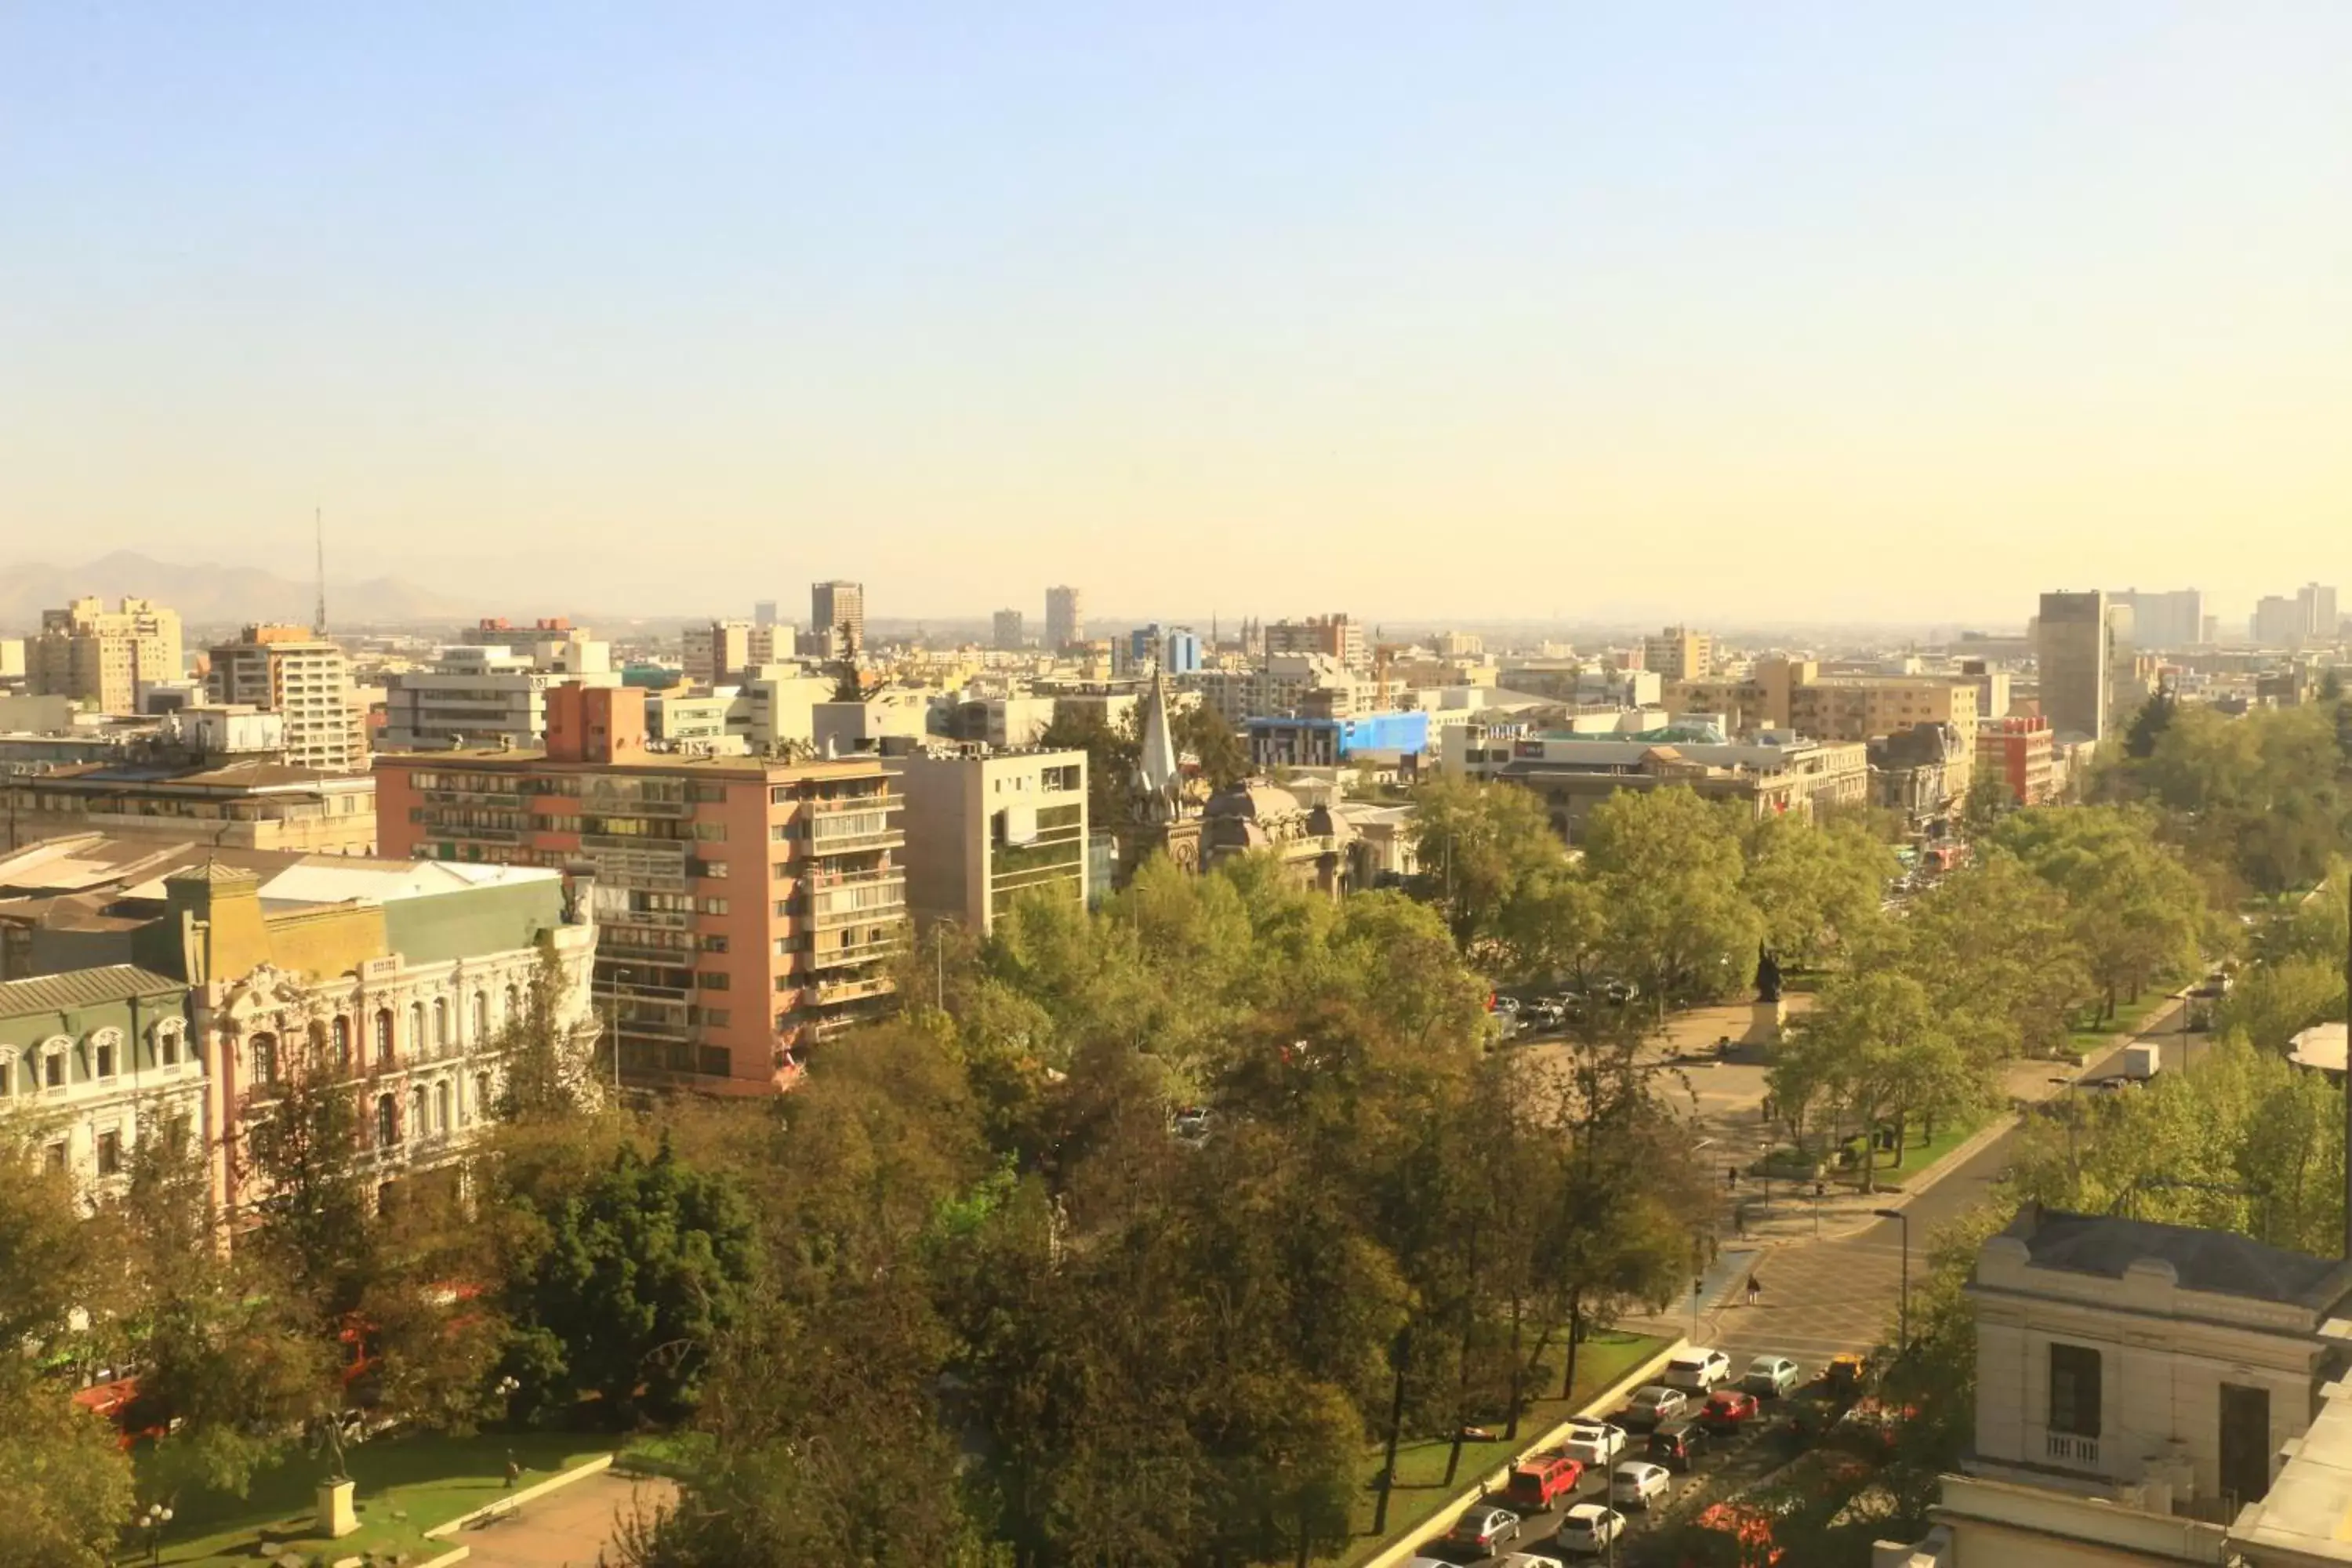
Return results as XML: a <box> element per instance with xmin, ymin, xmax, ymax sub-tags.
<box><xmin>0</xmin><ymin>965</ymin><xmax>186</xmax><ymax>1018</ymax></box>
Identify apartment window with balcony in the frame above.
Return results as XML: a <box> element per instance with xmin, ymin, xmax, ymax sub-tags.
<box><xmin>2049</xmin><ymin>1343</ymin><xmax>2102</xmax><ymax>1439</ymax></box>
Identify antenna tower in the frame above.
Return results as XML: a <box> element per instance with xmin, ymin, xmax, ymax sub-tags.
<box><xmin>313</xmin><ymin>507</ymin><xmax>328</xmax><ymax>635</ymax></box>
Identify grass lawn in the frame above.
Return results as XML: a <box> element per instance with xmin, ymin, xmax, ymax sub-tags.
<box><xmin>1860</xmin><ymin>1110</ymin><xmax>1984</xmax><ymax>1191</ymax></box>
<box><xmin>1319</xmin><ymin>1328</ymin><xmax>1670</xmax><ymax>1567</ymax></box>
<box><xmin>2060</xmin><ymin>992</ymin><xmax>2187</xmax><ymax>1060</ymax></box>
<box><xmin>132</xmin><ymin>1429</ymin><xmax>615</xmax><ymax>1566</ymax></box>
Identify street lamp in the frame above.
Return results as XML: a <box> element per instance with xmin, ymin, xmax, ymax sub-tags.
<box><xmin>140</xmin><ymin>1502</ymin><xmax>173</xmax><ymax>1565</ymax></box>
<box><xmin>1874</xmin><ymin>1207</ymin><xmax>1911</xmax><ymax>1355</ymax></box>
<box><xmin>607</xmin><ymin>965</ymin><xmax>633</xmax><ymax>1101</ymax></box>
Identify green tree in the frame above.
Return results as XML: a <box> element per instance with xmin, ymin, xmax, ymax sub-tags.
<box><xmin>2220</xmin><ymin>956</ymin><xmax>2346</xmax><ymax>1053</ymax></box>
<box><xmin>1405</xmin><ymin>773</ymin><xmax>1570</xmax><ymax>967</ymax></box>
<box><xmin>1993</xmin><ymin>806</ymin><xmax>2214</xmax><ymax>1019</ymax></box>
<box><xmin>1900</xmin><ymin>850</ymin><xmax>2092</xmax><ymax>1063</ymax></box>
<box><xmin>1174</xmin><ymin>702</ymin><xmax>1251</xmax><ymax>791</ymax></box>
<box><xmin>498</xmin><ymin>1134</ymin><xmax>760</xmax><ymax>1424</ymax></box>
<box><xmin>0</xmin><ymin>1363</ymin><xmax>136</xmax><ymax>1568</ymax></box>
<box><xmin>1741</xmin><ymin>813</ymin><xmax>1895</xmax><ymax>968</ymax></box>
<box><xmin>1581</xmin><ymin>787</ymin><xmax>1762</xmax><ymax>1010</ymax></box>
<box><xmin>1770</xmin><ymin>971</ymin><xmax>1970</xmax><ymax>1189</ymax></box>
<box><xmin>1040</xmin><ymin>704</ymin><xmax>1142</xmax><ymax>837</ymax></box>
<box><xmin>241</xmin><ymin>1031</ymin><xmax>376</xmax><ymax>1316</ymax></box>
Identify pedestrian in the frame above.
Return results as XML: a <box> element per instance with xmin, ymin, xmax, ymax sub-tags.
<box><xmin>1746</xmin><ymin>1273</ymin><xmax>1764</xmax><ymax>1308</ymax></box>
<box><xmin>503</xmin><ymin>1450</ymin><xmax>521</xmax><ymax>1491</ymax></box>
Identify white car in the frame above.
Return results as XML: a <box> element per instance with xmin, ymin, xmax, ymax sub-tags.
<box><xmin>1663</xmin><ymin>1347</ymin><xmax>1731</xmax><ymax>1393</ymax></box>
<box><xmin>1743</xmin><ymin>1355</ymin><xmax>1802</xmax><ymax>1398</ymax></box>
<box><xmin>1560</xmin><ymin>1419</ymin><xmax>1628</xmax><ymax>1467</ymax></box>
<box><xmin>1498</xmin><ymin>1555</ymin><xmax>1568</xmax><ymax>1568</ymax></box>
<box><xmin>1610</xmin><ymin>1461</ymin><xmax>1671</xmax><ymax>1511</ymax></box>
<box><xmin>1554</xmin><ymin>1503</ymin><xmax>1628</xmax><ymax>1556</ymax></box>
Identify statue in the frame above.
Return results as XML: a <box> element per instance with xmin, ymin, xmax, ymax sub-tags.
<box><xmin>1754</xmin><ymin>944</ymin><xmax>1783</xmax><ymax>1005</ymax></box>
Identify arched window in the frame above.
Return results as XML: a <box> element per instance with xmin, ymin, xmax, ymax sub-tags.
<box><xmin>374</xmin><ymin>1009</ymin><xmax>394</xmax><ymax>1065</ymax></box>
<box><xmin>432</xmin><ymin>999</ymin><xmax>449</xmax><ymax>1050</ymax></box>
<box><xmin>408</xmin><ymin>1002</ymin><xmax>424</xmax><ymax>1055</ymax></box>
<box><xmin>471</xmin><ymin>992</ymin><xmax>489</xmax><ymax>1043</ymax></box>
<box><xmin>475</xmin><ymin>1071</ymin><xmax>494</xmax><ymax>1116</ymax></box>
<box><xmin>410</xmin><ymin>1085</ymin><xmax>429</xmax><ymax>1136</ymax></box>
<box><xmin>331</xmin><ymin>1015</ymin><xmax>352</xmax><ymax>1069</ymax></box>
<box><xmin>376</xmin><ymin>1093</ymin><xmax>398</xmax><ymax>1146</ymax></box>
<box><xmin>155</xmin><ymin>1020</ymin><xmax>185</xmax><ymax>1068</ymax></box>
<box><xmin>250</xmin><ymin>1033</ymin><xmax>278</xmax><ymax>1087</ymax></box>
<box><xmin>434</xmin><ymin>1081</ymin><xmax>452</xmax><ymax>1132</ymax></box>
<box><xmin>505</xmin><ymin>985</ymin><xmax>522</xmax><ymax>1028</ymax></box>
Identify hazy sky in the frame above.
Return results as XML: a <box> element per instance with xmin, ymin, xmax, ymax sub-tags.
<box><xmin>3</xmin><ymin>3</ymin><xmax>2347</xmax><ymax>624</ymax></box>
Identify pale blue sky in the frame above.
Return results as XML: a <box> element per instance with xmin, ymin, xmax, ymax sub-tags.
<box><xmin>3</xmin><ymin>3</ymin><xmax>2347</xmax><ymax>622</ymax></box>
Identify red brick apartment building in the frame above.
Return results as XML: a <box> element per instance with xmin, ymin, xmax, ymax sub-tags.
<box><xmin>375</xmin><ymin>684</ymin><xmax>906</xmax><ymax>1093</ymax></box>
<box><xmin>1978</xmin><ymin>714</ymin><xmax>2056</xmax><ymax>805</ymax></box>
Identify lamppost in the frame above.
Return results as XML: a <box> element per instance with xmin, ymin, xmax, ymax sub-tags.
<box><xmin>140</xmin><ymin>1502</ymin><xmax>173</xmax><ymax>1565</ymax></box>
<box><xmin>2048</xmin><ymin>1075</ymin><xmax>2078</xmax><ymax>1182</ymax></box>
<box><xmin>607</xmin><ymin>965</ymin><xmax>633</xmax><ymax>1100</ymax></box>
<box><xmin>1874</xmin><ymin>1207</ymin><xmax>1911</xmax><ymax>1355</ymax></box>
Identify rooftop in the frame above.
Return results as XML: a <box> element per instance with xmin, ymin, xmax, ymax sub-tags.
<box><xmin>1996</xmin><ymin>1205</ymin><xmax>2352</xmax><ymax>1309</ymax></box>
<box><xmin>372</xmin><ymin>746</ymin><xmax>889</xmax><ymax>777</ymax></box>
<box><xmin>0</xmin><ymin>964</ymin><xmax>187</xmax><ymax>1018</ymax></box>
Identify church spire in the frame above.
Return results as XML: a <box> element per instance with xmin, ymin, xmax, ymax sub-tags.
<box><xmin>1133</xmin><ymin>662</ymin><xmax>1181</xmax><ymax>818</ymax></box>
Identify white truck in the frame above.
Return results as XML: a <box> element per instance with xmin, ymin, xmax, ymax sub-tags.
<box><xmin>2121</xmin><ymin>1043</ymin><xmax>2163</xmax><ymax>1082</ymax></box>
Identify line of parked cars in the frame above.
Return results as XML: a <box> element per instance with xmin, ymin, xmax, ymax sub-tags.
<box><xmin>1408</xmin><ymin>1347</ymin><xmax>1811</xmax><ymax>1563</ymax></box>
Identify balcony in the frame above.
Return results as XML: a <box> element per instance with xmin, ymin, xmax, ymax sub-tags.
<box><xmin>422</xmin><ymin>787</ymin><xmax>524</xmax><ymax>808</ymax></box>
<box><xmin>2045</xmin><ymin>1432</ymin><xmax>2100</xmax><ymax>1468</ymax></box>
<box><xmin>583</xmin><ymin>833</ymin><xmax>690</xmax><ymax>854</ymax></box>
<box><xmin>807</xmin><ymin>871</ymin><xmax>909</xmax><ymax>927</ymax></box>
<box><xmin>809</xmin><ymin>975</ymin><xmax>896</xmax><ymax>1007</ymax></box>
<box><xmin>808</xmin><ymin>933</ymin><xmax>908</xmax><ymax>970</ymax></box>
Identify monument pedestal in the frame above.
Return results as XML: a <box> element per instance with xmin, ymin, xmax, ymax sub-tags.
<box><xmin>1742</xmin><ymin>997</ymin><xmax>1787</xmax><ymax>1048</ymax></box>
<box><xmin>316</xmin><ymin>1479</ymin><xmax>358</xmax><ymax>1539</ymax></box>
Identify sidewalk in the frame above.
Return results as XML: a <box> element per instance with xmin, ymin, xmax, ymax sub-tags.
<box><xmin>1726</xmin><ymin>995</ymin><xmax>2186</xmax><ymax>1249</ymax></box>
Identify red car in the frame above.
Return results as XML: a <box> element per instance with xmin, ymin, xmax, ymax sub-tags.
<box><xmin>1501</xmin><ymin>1452</ymin><xmax>1584</xmax><ymax>1511</ymax></box>
<box><xmin>1698</xmin><ymin>1388</ymin><xmax>1760</xmax><ymax>1432</ymax></box>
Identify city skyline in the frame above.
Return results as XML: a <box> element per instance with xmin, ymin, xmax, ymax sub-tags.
<box><xmin>4</xmin><ymin>4</ymin><xmax>2347</xmax><ymax>620</ymax></box>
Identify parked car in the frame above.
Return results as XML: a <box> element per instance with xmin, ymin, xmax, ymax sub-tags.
<box><xmin>1612</xmin><ymin>1385</ymin><xmax>1689</xmax><ymax>1432</ymax></box>
<box><xmin>1498</xmin><ymin>1553</ymin><xmax>1569</xmax><ymax>1568</ymax></box>
<box><xmin>1662</xmin><ymin>1348</ymin><xmax>1732</xmax><ymax>1393</ymax></box>
<box><xmin>1603</xmin><ymin>979</ymin><xmax>1639</xmax><ymax>1005</ymax></box>
<box><xmin>1646</xmin><ymin>1419</ymin><xmax>1709</xmax><ymax>1472</ymax></box>
<box><xmin>1171</xmin><ymin>1107</ymin><xmax>1212</xmax><ymax>1141</ymax></box>
<box><xmin>1610</xmin><ymin>1460</ymin><xmax>1671</xmax><ymax>1511</ymax></box>
<box><xmin>1492</xmin><ymin>995</ymin><xmax>1523</xmax><ymax>1015</ymax></box>
<box><xmin>1553</xmin><ymin>1503</ymin><xmax>1627</xmax><ymax>1557</ymax></box>
<box><xmin>1699</xmin><ymin>1388</ymin><xmax>1761</xmax><ymax>1432</ymax></box>
<box><xmin>1743</xmin><ymin>1355</ymin><xmax>1802</xmax><ymax>1398</ymax></box>
<box><xmin>1447</xmin><ymin>1505</ymin><xmax>1523</xmax><ymax>1552</ymax></box>
<box><xmin>1560</xmin><ymin>1420</ymin><xmax>1627</xmax><ymax>1467</ymax></box>
<box><xmin>1501</xmin><ymin>1454</ymin><xmax>1584</xmax><ymax>1513</ymax></box>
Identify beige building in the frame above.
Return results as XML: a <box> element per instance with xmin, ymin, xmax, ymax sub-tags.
<box><xmin>30</xmin><ymin>596</ymin><xmax>183</xmax><ymax>713</ymax></box>
<box><xmin>1642</xmin><ymin>625</ymin><xmax>1715</xmax><ymax>682</ymax></box>
<box><xmin>205</xmin><ymin>626</ymin><xmax>368</xmax><ymax>773</ymax></box>
<box><xmin>1884</xmin><ymin>1205</ymin><xmax>2352</xmax><ymax>1568</ymax></box>
<box><xmin>891</xmin><ymin>746</ymin><xmax>1087</xmax><ymax>935</ymax></box>
<box><xmin>2</xmin><ymin>758</ymin><xmax>378</xmax><ymax>856</ymax></box>
<box><xmin>1045</xmin><ymin>585</ymin><xmax>1084</xmax><ymax>650</ymax></box>
<box><xmin>1788</xmin><ymin>675</ymin><xmax>1979</xmax><ymax>789</ymax></box>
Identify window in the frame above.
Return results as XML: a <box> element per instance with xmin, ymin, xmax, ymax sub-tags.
<box><xmin>775</xmin><ymin>974</ymin><xmax>794</xmax><ymax>992</ymax></box>
<box><xmin>433</xmin><ymin>998</ymin><xmax>450</xmax><ymax>1047</ymax></box>
<box><xmin>375</xmin><ymin>1009</ymin><xmax>394</xmax><ymax>1064</ymax></box>
<box><xmin>472</xmin><ymin>993</ymin><xmax>489</xmax><ymax>1040</ymax></box>
<box><xmin>0</xmin><ymin>1059</ymin><xmax>11</xmax><ymax>1097</ymax></box>
<box><xmin>96</xmin><ymin>1131</ymin><xmax>121</xmax><ymax>1177</ymax></box>
<box><xmin>693</xmin><ymin>822</ymin><xmax>728</xmax><ymax>841</ymax></box>
<box><xmin>94</xmin><ymin>1040</ymin><xmax>115</xmax><ymax>1079</ymax></box>
<box><xmin>697</xmin><ymin>971</ymin><xmax>731</xmax><ymax>991</ymax></box>
<box><xmin>505</xmin><ymin>985</ymin><xmax>522</xmax><ymax>1024</ymax></box>
<box><xmin>411</xmin><ymin>1086</ymin><xmax>428</xmax><ymax>1134</ymax></box>
<box><xmin>1042</xmin><ymin>764</ymin><xmax>1081</xmax><ymax>792</ymax></box>
<box><xmin>2049</xmin><ymin>1344</ymin><xmax>2102</xmax><ymax>1437</ymax></box>
<box><xmin>408</xmin><ymin>1002</ymin><xmax>425</xmax><ymax>1053</ymax></box>
<box><xmin>699</xmin><ymin>935</ymin><xmax>730</xmax><ymax>953</ymax></box>
<box><xmin>159</xmin><ymin>1025</ymin><xmax>181</xmax><ymax>1067</ymax></box>
<box><xmin>251</xmin><ymin>1033</ymin><xmax>278</xmax><ymax>1087</ymax></box>
<box><xmin>332</xmin><ymin>1015</ymin><xmax>352</xmax><ymax>1067</ymax></box>
<box><xmin>701</xmin><ymin>1008</ymin><xmax>731</xmax><ymax>1028</ymax></box>
<box><xmin>773</xmin><ymin>861</ymin><xmax>793</xmax><ymax>880</ymax></box>
<box><xmin>699</xmin><ymin>898</ymin><xmax>729</xmax><ymax>915</ymax></box>
<box><xmin>690</xmin><ymin>858</ymin><xmax>729</xmax><ymax>880</ymax></box>
<box><xmin>435</xmin><ymin>1081</ymin><xmax>452</xmax><ymax>1133</ymax></box>
<box><xmin>45</xmin><ymin>1142</ymin><xmax>67</xmax><ymax>1175</ymax></box>
<box><xmin>774</xmin><ymin>899</ymin><xmax>790</xmax><ymax>918</ymax></box>
<box><xmin>475</xmin><ymin>1072</ymin><xmax>492</xmax><ymax>1113</ymax></box>
<box><xmin>376</xmin><ymin>1094</ymin><xmax>399</xmax><ymax>1146</ymax></box>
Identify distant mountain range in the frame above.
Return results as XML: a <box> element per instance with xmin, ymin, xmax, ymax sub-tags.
<box><xmin>0</xmin><ymin>551</ymin><xmax>469</xmax><ymax>632</ymax></box>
